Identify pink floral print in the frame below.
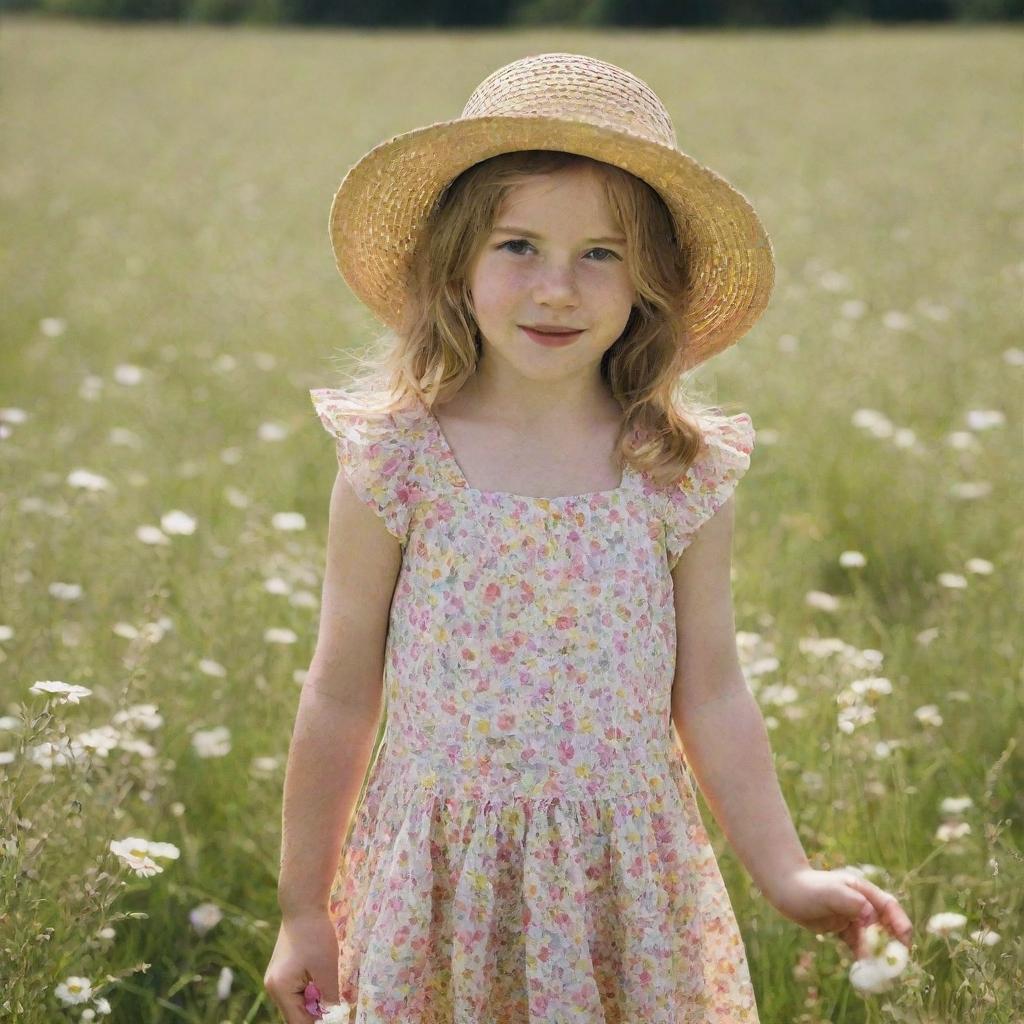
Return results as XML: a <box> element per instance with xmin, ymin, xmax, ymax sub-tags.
<box><xmin>309</xmin><ymin>388</ymin><xmax>759</xmax><ymax>1023</ymax></box>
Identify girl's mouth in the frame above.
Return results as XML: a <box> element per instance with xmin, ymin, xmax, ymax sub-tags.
<box><xmin>520</xmin><ymin>326</ymin><xmax>584</xmax><ymax>347</ymax></box>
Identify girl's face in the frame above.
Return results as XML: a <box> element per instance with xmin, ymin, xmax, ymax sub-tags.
<box><xmin>466</xmin><ymin>165</ymin><xmax>636</xmax><ymax>388</ymax></box>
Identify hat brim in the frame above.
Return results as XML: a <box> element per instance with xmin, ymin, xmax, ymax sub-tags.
<box><xmin>329</xmin><ymin>115</ymin><xmax>774</xmax><ymax>365</ymax></box>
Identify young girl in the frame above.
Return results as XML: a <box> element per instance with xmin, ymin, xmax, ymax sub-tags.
<box><xmin>265</xmin><ymin>52</ymin><xmax>913</xmax><ymax>1024</ymax></box>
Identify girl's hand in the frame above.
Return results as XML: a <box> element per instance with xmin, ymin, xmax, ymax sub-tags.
<box><xmin>263</xmin><ymin>910</ymin><xmax>343</xmax><ymax>1022</ymax></box>
<box><xmin>768</xmin><ymin>866</ymin><xmax>913</xmax><ymax>960</ymax></box>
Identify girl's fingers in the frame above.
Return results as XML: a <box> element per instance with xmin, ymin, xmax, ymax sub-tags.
<box><xmin>879</xmin><ymin>893</ymin><xmax>914</xmax><ymax>946</ymax></box>
<box><xmin>845</xmin><ymin>876</ymin><xmax>914</xmax><ymax>947</ymax></box>
<box><xmin>278</xmin><ymin>978</ymin><xmax>320</xmax><ymax>1023</ymax></box>
<box><xmin>841</xmin><ymin>924</ymin><xmax>869</xmax><ymax>959</ymax></box>
<box><xmin>867</xmin><ymin>885</ymin><xmax>913</xmax><ymax>946</ymax></box>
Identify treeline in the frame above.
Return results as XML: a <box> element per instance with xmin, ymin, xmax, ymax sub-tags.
<box><xmin>3</xmin><ymin>0</ymin><xmax>1019</xmax><ymax>24</ymax></box>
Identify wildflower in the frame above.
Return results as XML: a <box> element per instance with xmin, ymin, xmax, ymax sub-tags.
<box><xmin>67</xmin><ymin>469</ymin><xmax>112</xmax><ymax>491</ymax></box>
<box><xmin>55</xmin><ymin>976</ymin><xmax>94</xmax><ymax>1005</ymax></box>
<box><xmin>849</xmin><ymin>676</ymin><xmax>893</xmax><ymax>701</ymax></box>
<box><xmin>848</xmin><ymin>923</ymin><xmax>910</xmax><ymax>995</ymax></box>
<box><xmin>854</xmin><ymin>863</ymin><xmax>885</xmax><ymax>880</ymax></box>
<box><xmin>113</xmin><ymin>364</ymin><xmax>144</xmax><ymax>386</ymax></box>
<box><xmin>939</xmin><ymin>796</ymin><xmax>973</xmax><ymax>815</ymax></box>
<box><xmin>798</xmin><ymin>636</ymin><xmax>849</xmax><ymax>659</ymax></box>
<box><xmin>111</xmin><ymin>703</ymin><xmax>164</xmax><ymax>731</ymax></box>
<box><xmin>914</xmin><ymin>705</ymin><xmax>943</xmax><ymax>727</ymax></box>
<box><xmin>29</xmin><ymin>680</ymin><xmax>92</xmax><ymax>704</ymax></box>
<box><xmin>216</xmin><ymin>966</ymin><xmax>233</xmax><ymax>1000</ymax></box>
<box><xmin>192</xmin><ymin>725</ymin><xmax>231</xmax><ymax>758</ymax></box>
<box><xmin>758</xmin><ymin>684</ymin><xmax>799</xmax><ymax>706</ymax></box>
<box><xmin>805</xmin><ymin>590</ymin><xmax>841</xmax><ymax>612</ymax></box>
<box><xmin>851</xmin><ymin>409</ymin><xmax>893</xmax><ymax>437</ymax></box>
<box><xmin>258</xmin><ymin>421</ymin><xmax>289</xmax><ymax>441</ymax></box>
<box><xmin>136</xmin><ymin>525</ymin><xmax>170</xmax><ymax>545</ymax></box>
<box><xmin>837</xmin><ymin>703</ymin><xmax>875</xmax><ymax>734</ymax></box>
<box><xmin>322</xmin><ymin>1003</ymin><xmax>353</xmax><ymax>1023</ymax></box>
<box><xmin>272</xmin><ymin>511</ymin><xmax>306</xmax><ymax>531</ymax></box>
<box><xmin>109</xmin><ymin>836</ymin><xmax>180</xmax><ymax>878</ymax></box>
<box><xmin>40</xmin><ymin>317</ymin><xmax>67</xmax><ymax>337</ymax></box>
<box><xmin>77</xmin><ymin>726</ymin><xmax>120</xmax><ymax>756</ymax></box>
<box><xmin>140</xmin><ymin>618</ymin><xmax>172</xmax><ymax>644</ymax></box>
<box><xmin>926</xmin><ymin>911</ymin><xmax>968</xmax><ymax>937</ymax></box>
<box><xmin>964</xmin><ymin>409</ymin><xmax>1005</xmax><ymax>430</ymax></box>
<box><xmin>49</xmin><ymin>582</ymin><xmax>83</xmax><ymax>601</ymax></box>
<box><xmin>265</xmin><ymin>627</ymin><xmax>298</xmax><ymax>644</ymax></box>
<box><xmin>945</xmin><ymin>431</ymin><xmax>978</xmax><ymax>451</ymax></box>
<box><xmin>161</xmin><ymin>510</ymin><xmax>197</xmax><ymax>535</ymax></box>
<box><xmin>935</xmin><ymin>821</ymin><xmax>971</xmax><ymax>842</ymax></box>
<box><xmin>190</xmin><ymin>902</ymin><xmax>224</xmax><ymax>937</ymax></box>
<box><xmin>882</xmin><ymin>310</ymin><xmax>912</xmax><ymax>331</ymax></box>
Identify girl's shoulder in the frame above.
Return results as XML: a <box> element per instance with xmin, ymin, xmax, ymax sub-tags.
<box><xmin>692</xmin><ymin>409</ymin><xmax>756</xmax><ymax>480</ymax></box>
<box><xmin>309</xmin><ymin>387</ymin><xmax>429</xmax><ymax>439</ymax></box>
<box><xmin>309</xmin><ymin>387</ymin><xmax>434</xmax><ymax>544</ymax></box>
<box><xmin>643</xmin><ymin>408</ymin><xmax>755</xmax><ymax>496</ymax></box>
<box><xmin>659</xmin><ymin>409</ymin><xmax>756</xmax><ymax>569</ymax></box>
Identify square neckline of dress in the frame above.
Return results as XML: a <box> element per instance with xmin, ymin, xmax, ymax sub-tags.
<box><xmin>414</xmin><ymin>393</ymin><xmax>635</xmax><ymax>504</ymax></box>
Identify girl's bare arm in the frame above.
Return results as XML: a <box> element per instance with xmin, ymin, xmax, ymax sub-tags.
<box><xmin>277</xmin><ymin>468</ymin><xmax>403</xmax><ymax>918</ymax></box>
<box><xmin>669</xmin><ymin>495</ymin><xmax>811</xmax><ymax>906</ymax></box>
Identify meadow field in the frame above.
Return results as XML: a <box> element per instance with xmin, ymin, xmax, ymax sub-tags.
<box><xmin>1</xmin><ymin>15</ymin><xmax>1022</xmax><ymax>1022</ymax></box>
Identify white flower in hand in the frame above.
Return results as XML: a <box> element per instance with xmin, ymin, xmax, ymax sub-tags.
<box><xmin>849</xmin><ymin>922</ymin><xmax>911</xmax><ymax>994</ymax></box>
<box><xmin>321</xmin><ymin>1004</ymin><xmax>352</xmax><ymax>1023</ymax></box>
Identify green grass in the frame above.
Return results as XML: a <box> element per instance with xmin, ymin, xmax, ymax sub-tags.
<box><xmin>2</xmin><ymin>14</ymin><xmax>1022</xmax><ymax>1022</ymax></box>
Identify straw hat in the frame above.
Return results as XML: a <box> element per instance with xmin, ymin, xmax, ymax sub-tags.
<box><xmin>329</xmin><ymin>51</ymin><xmax>775</xmax><ymax>368</ymax></box>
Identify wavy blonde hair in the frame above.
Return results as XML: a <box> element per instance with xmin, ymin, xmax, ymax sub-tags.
<box><xmin>324</xmin><ymin>150</ymin><xmax>735</xmax><ymax>487</ymax></box>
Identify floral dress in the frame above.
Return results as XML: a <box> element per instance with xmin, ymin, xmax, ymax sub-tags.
<box><xmin>309</xmin><ymin>388</ymin><xmax>760</xmax><ymax>1024</ymax></box>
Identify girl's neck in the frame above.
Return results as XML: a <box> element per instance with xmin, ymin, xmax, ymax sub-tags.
<box><xmin>443</xmin><ymin>373</ymin><xmax>622</xmax><ymax>430</ymax></box>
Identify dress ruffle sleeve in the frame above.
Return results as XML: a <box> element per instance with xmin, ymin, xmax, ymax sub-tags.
<box><xmin>663</xmin><ymin>412</ymin><xmax>755</xmax><ymax>570</ymax></box>
<box><xmin>309</xmin><ymin>387</ymin><xmax>417</xmax><ymax>545</ymax></box>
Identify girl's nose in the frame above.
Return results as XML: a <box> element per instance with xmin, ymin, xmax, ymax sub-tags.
<box><xmin>531</xmin><ymin>265</ymin><xmax>580</xmax><ymax>307</ymax></box>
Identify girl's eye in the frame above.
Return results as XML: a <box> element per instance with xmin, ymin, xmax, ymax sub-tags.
<box><xmin>585</xmin><ymin>247</ymin><xmax>621</xmax><ymax>262</ymax></box>
<box><xmin>499</xmin><ymin>239</ymin><xmax>534</xmax><ymax>256</ymax></box>
<box><xmin>497</xmin><ymin>239</ymin><xmax>622</xmax><ymax>261</ymax></box>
